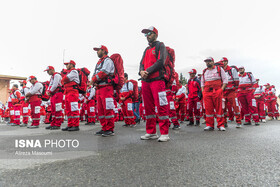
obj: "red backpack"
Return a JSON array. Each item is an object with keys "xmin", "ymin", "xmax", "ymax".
[
  {"xmin": 155, "ymin": 43, "xmax": 176, "ymax": 89},
  {"xmin": 76, "ymin": 67, "xmax": 91, "ymax": 94},
  {"xmin": 109, "ymin": 54, "xmax": 124, "ymax": 91},
  {"xmin": 41, "ymin": 81, "xmax": 50, "ymax": 101},
  {"xmin": 127, "ymin": 79, "xmax": 139, "ymax": 102}
]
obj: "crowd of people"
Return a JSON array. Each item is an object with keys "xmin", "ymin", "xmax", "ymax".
[{"xmin": 0, "ymin": 26, "xmax": 279, "ymax": 142}]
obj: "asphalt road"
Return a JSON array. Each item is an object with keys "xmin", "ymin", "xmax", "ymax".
[{"xmin": 0, "ymin": 119, "xmax": 280, "ymax": 186}]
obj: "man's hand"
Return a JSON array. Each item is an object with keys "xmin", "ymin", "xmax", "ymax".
[
  {"xmin": 140, "ymin": 71, "xmax": 149, "ymax": 79},
  {"xmin": 120, "ymin": 97, "xmax": 125, "ymax": 101}
]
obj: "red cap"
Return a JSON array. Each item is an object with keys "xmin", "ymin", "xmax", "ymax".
[
  {"xmin": 256, "ymin": 79, "xmax": 259, "ymax": 81},
  {"xmin": 44, "ymin": 66, "xmax": 55, "ymax": 72},
  {"xmin": 28, "ymin": 76, "xmax": 36, "ymax": 81},
  {"xmin": 64, "ymin": 60, "xmax": 76, "ymax": 66},
  {"xmin": 141, "ymin": 26, "xmax": 158, "ymax": 35},
  {"xmin": 188, "ymin": 69, "xmax": 197, "ymax": 74},
  {"xmin": 19, "ymin": 80, "xmax": 27, "ymax": 84},
  {"xmin": 93, "ymin": 45, "xmax": 108, "ymax": 53},
  {"xmin": 265, "ymin": 83, "xmax": 270, "ymax": 86},
  {"xmin": 204, "ymin": 57, "xmax": 214, "ymax": 62},
  {"xmin": 239, "ymin": 66, "xmax": 245, "ymax": 70},
  {"xmin": 220, "ymin": 57, "xmax": 228, "ymax": 62}
]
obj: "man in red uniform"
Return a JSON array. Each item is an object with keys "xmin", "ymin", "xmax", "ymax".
[
  {"xmin": 237, "ymin": 66, "xmax": 260, "ymax": 125},
  {"xmin": 61, "ymin": 60, "xmax": 80, "ymax": 131},
  {"xmin": 176, "ymin": 82, "xmax": 187, "ymax": 123},
  {"xmin": 85, "ymin": 83, "xmax": 96, "ymax": 125},
  {"xmin": 19, "ymin": 80, "xmax": 30, "ymax": 126},
  {"xmin": 44, "ymin": 66, "xmax": 64, "ymax": 130},
  {"xmin": 254, "ymin": 79, "xmax": 266, "ymax": 123},
  {"xmin": 220, "ymin": 57, "xmax": 242, "ymax": 128},
  {"xmin": 265, "ymin": 84, "xmax": 280, "ymax": 120},
  {"xmin": 139, "ymin": 26, "xmax": 170, "ymax": 142},
  {"xmin": 201, "ymin": 57, "xmax": 228, "ymax": 131},
  {"xmin": 25, "ymin": 76, "xmax": 43, "ymax": 128},
  {"xmin": 187, "ymin": 69, "xmax": 202, "ymax": 126},
  {"xmin": 91, "ymin": 45, "xmax": 115, "ymax": 137},
  {"xmin": 168, "ymin": 79, "xmax": 180, "ymax": 130},
  {"xmin": 120, "ymin": 73, "xmax": 136, "ymax": 127},
  {"xmin": 10, "ymin": 84, "xmax": 22, "ymax": 126}
]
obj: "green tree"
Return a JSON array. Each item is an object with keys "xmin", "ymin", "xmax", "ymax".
[{"xmin": 179, "ymin": 73, "xmax": 187, "ymax": 85}]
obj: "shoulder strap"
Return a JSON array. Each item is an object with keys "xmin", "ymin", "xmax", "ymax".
[{"xmin": 155, "ymin": 42, "xmax": 162, "ymax": 59}]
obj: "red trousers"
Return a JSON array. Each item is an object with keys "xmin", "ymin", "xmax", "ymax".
[
  {"xmin": 226, "ymin": 102, "xmax": 234, "ymax": 121},
  {"xmin": 266, "ymin": 100, "xmax": 279, "ymax": 118},
  {"xmin": 50, "ymin": 92, "xmax": 64, "ymax": 127},
  {"xmin": 238, "ymin": 92, "xmax": 259, "ymax": 123},
  {"xmin": 9, "ymin": 107, "xmax": 15, "ymax": 124},
  {"xmin": 13, "ymin": 105, "xmax": 21, "ymax": 125},
  {"xmin": 80, "ymin": 103, "xmax": 87, "ymax": 121},
  {"xmin": 188, "ymin": 97, "xmax": 201, "ymax": 123},
  {"xmin": 142, "ymin": 80, "xmax": 169, "ymax": 135},
  {"xmin": 65, "ymin": 91, "xmax": 80, "ymax": 127},
  {"xmin": 139, "ymin": 103, "xmax": 146, "ymax": 121},
  {"xmin": 30, "ymin": 100, "xmax": 42, "ymax": 126},
  {"xmin": 87, "ymin": 99, "xmax": 96, "ymax": 123},
  {"xmin": 167, "ymin": 92, "xmax": 179, "ymax": 126},
  {"xmin": 223, "ymin": 91, "xmax": 242, "ymax": 124},
  {"xmin": 176, "ymin": 102, "xmax": 186, "ymax": 121},
  {"xmin": 203, "ymin": 89, "xmax": 224, "ymax": 128},
  {"xmin": 96, "ymin": 85, "xmax": 115, "ymax": 131},
  {"xmin": 22, "ymin": 102, "xmax": 29, "ymax": 124},
  {"xmin": 256, "ymin": 99, "xmax": 266, "ymax": 119},
  {"xmin": 121, "ymin": 99, "xmax": 135, "ymax": 125}
]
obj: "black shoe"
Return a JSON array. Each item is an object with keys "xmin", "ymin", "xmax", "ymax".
[
  {"xmin": 180, "ymin": 121, "xmax": 184, "ymax": 124},
  {"xmin": 62, "ymin": 126, "xmax": 70, "ymax": 131},
  {"xmin": 224, "ymin": 123, "xmax": 228, "ymax": 128},
  {"xmin": 50, "ymin": 126, "xmax": 60, "ymax": 130},
  {"xmin": 135, "ymin": 119, "xmax": 140, "ymax": 124},
  {"xmin": 68, "ymin": 126, "xmax": 80, "ymax": 131},
  {"xmin": 45, "ymin": 125, "xmax": 52, "ymax": 130},
  {"xmin": 85, "ymin": 122, "xmax": 95, "ymax": 125},
  {"xmin": 95, "ymin": 130, "xmax": 104, "ymax": 136},
  {"xmin": 255, "ymin": 123, "xmax": 260, "ymax": 126},
  {"xmin": 172, "ymin": 125, "xmax": 180, "ymax": 130},
  {"xmin": 122, "ymin": 124, "xmax": 129, "ymax": 127},
  {"xmin": 187, "ymin": 122, "xmax": 194, "ymax": 126},
  {"xmin": 244, "ymin": 122, "xmax": 252, "ymax": 125},
  {"xmin": 195, "ymin": 120, "xmax": 200, "ymax": 126},
  {"xmin": 102, "ymin": 131, "xmax": 115, "ymax": 137}
]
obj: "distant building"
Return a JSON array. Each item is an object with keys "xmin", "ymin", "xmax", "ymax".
[{"xmin": 0, "ymin": 74, "xmax": 27, "ymax": 104}]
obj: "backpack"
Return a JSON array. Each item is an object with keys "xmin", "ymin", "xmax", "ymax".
[
  {"xmin": 76, "ymin": 68, "xmax": 91, "ymax": 94},
  {"xmin": 41, "ymin": 82, "xmax": 50, "ymax": 101},
  {"xmin": 155, "ymin": 42, "xmax": 176, "ymax": 88},
  {"xmin": 109, "ymin": 54, "xmax": 125, "ymax": 91},
  {"xmin": 127, "ymin": 79, "xmax": 139, "ymax": 102}
]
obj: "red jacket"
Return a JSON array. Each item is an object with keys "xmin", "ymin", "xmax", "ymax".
[{"xmin": 187, "ymin": 77, "xmax": 201, "ymax": 99}]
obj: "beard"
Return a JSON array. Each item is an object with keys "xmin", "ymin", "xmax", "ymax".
[
  {"xmin": 98, "ymin": 53, "xmax": 103, "ymax": 58},
  {"xmin": 207, "ymin": 64, "xmax": 213, "ymax": 68}
]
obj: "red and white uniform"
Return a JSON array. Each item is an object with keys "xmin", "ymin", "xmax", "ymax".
[
  {"xmin": 237, "ymin": 73, "xmax": 259, "ymax": 123},
  {"xmin": 139, "ymin": 41, "xmax": 169, "ymax": 135},
  {"xmin": 187, "ymin": 76, "xmax": 202, "ymax": 123},
  {"xmin": 223, "ymin": 66, "xmax": 242, "ymax": 124},
  {"xmin": 47, "ymin": 72, "xmax": 63, "ymax": 127},
  {"xmin": 61, "ymin": 68, "xmax": 80, "ymax": 127},
  {"xmin": 167, "ymin": 80, "xmax": 179, "ymax": 126},
  {"xmin": 254, "ymin": 85, "xmax": 266, "ymax": 120},
  {"xmin": 28, "ymin": 82, "xmax": 43, "ymax": 126},
  {"xmin": 92, "ymin": 56, "xmax": 115, "ymax": 132},
  {"xmin": 176, "ymin": 85, "xmax": 187, "ymax": 121},
  {"xmin": 265, "ymin": 86, "xmax": 279, "ymax": 118},
  {"xmin": 20, "ymin": 86, "xmax": 30, "ymax": 124},
  {"xmin": 120, "ymin": 81, "xmax": 136, "ymax": 125},
  {"xmin": 201, "ymin": 66, "xmax": 228, "ymax": 128},
  {"xmin": 11, "ymin": 89, "xmax": 22, "ymax": 125},
  {"xmin": 86, "ymin": 87, "xmax": 96, "ymax": 123}
]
